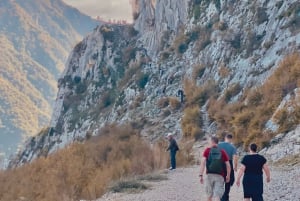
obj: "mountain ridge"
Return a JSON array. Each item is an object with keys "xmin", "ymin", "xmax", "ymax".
[{"xmin": 0, "ymin": 0, "xmax": 99, "ymax": 159}]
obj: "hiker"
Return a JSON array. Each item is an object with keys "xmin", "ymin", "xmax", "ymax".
[
  {"xmin": 236, "ymin": 143, "xmax": 271, "ymax": 201},
  {"xmin": 218, "ymin": 133, "xmax": 238, "ymax": 201},
  {"xmin": 166, "ymin": 133, "xmax": 179, "ymax": 170},
  {"xmin": 199, "ymin": 136, "xmax": 231, "ymax": 201},
  {"xmin": 177, "ymin": 89, "xmax": 185, "ymax": 103}
]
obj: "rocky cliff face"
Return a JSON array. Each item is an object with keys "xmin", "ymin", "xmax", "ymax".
[{"xmin": 12, "ymin": 0, "xmax": 300, "ymax": 166}]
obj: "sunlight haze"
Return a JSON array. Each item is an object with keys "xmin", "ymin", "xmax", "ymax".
[{"xmin": 63, "ymin": 0, "xmax": 133, "ymax": 22}]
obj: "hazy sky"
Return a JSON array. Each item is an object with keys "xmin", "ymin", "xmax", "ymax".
[{"xmin": 63, "ymin": 0, "xmax": 133, "ymax": 21}]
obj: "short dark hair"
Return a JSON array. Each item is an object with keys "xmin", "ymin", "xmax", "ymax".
[
  {"xmin": 225, "ymin": 134, "xmax": 233, "ymax": 139},
  {"xmin": 211, "ymin": 136, "xmax": 219, "ymax": 144},
  {"xmin": 249, "ymin": 143, "xmax": 257, "ymax": 152}
]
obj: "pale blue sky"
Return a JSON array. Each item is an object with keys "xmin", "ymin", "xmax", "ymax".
[{"xmin": 63, "ymin": 0, "xmax": 133, "ymax": 21}]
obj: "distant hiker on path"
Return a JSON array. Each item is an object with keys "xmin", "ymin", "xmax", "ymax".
[
  {"xmin": 166, "ymin": 133, "xmax": 179, "ymax": 170},
  {"xmin": 199, "ymin": 136, "xmax": 231, "ymax": 201},
  {"xmin": 218, "ymin": 133, "xmax": 238, "ymax": 201},
  {"xmin": 177, "ymin": 89, "xmax": 185, "ymax": 103},
  {"xmin": 236, "ymin": 143, "xmax": 271, "ymax": 201}
]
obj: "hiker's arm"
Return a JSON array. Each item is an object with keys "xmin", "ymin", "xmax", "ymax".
[
  {"xmin": 199, "ymin": 157, "xmax": 206, "ymax": 184},
  {"xmin": 233, "ymin": 154, "xmax": 238, "ymax": 171},
  {"xmin": 236, "ymin": 164, "xmax": 245, "ymax": 187},
  {"xmin": 225, "ymin": 161, "xmax": 231, "ymax": 183},
  {"xmin": 263, "ymin": 163, "xmax": 271, "ymax": 183}
]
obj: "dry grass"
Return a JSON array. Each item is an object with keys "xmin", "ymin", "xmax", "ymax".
[
  {"xmin": 218, "ymin": 64, "xmax": 230, "ymax": 78},
  {"xmin": 183, "ymin": 78, "xmax": 218, "ymax": 107},
  {"xmin": 273, "ymin": 154, "xmax": 300, "ymax": 166},
  {"xmin": 181, "ymin": 106, "xmax": 203, "ymax": 139},
  {"xmin": 0, "ymin": 124, "xmax": 169, "ymax": 201},
  {"xmin": 192, "ymin": 64, "xmax": 206, "ymax": 80},
  {"xmin": 157, "ymin": 97, "xmax": 169, "ymax": 108},
  {"xmin": 169, "ymin": 97, "xmax": 182, "ymax": 110}
]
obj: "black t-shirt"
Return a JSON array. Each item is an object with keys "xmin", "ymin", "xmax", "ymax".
[{"xmin": 241, "ymin": 154, "xmax": 266, "ymax": 175}]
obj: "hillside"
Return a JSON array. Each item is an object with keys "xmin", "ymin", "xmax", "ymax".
[
  {"xmin": 12, "ymin": 0, "xmax": 300, "ymax": 166},
  {"xmin": 0, "ymin": 0, "xmax": 98, "ymax": 159}
]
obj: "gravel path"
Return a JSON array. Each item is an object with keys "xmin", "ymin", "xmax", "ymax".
[
  {"xmin": 97, "ymin": 166, "xmax": 243, "ymax": 201},
  {"xmin": 96, "ymin": 164, "xmax": 300, "ymax": 201}
]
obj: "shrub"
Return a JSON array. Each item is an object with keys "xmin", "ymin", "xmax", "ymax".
[
  {"xmin": 160, "ymin": 30, "xmax": 172, "ymax": 50},
  {"xmin": 230, "ymin": 33, "xmax": 241, "ymax": 49},
  {"xmin": 273, "ymin": 103, "xmax": 300, "ymax": 133},
  {"xmin": 119, "ymin": 61, "xmax": 140, "ymax": 88},
  {"xmin": 169, "ymin": 97, "xmax": 181, "ymax": 110},
  {"xmin": 173, "ymin": 33, "xmax": 189, "ymax": 55},
  {"xmin": 246, "ymin": 89, "xmax": 263, "ymax": 107},
  {"xmin": 218, "ymin": 64, "xmax": 230, "ymax": 78},
  {"xmin": 73, "ymin": 76, "xmax": 81, "ymax": 84},
  {"xmin": 162, "ymin": 109, "xmax": 171, "ymax": 117},
  {"xmin": 181, "ymin": 106, "xmax": 202, "ymax": 139},
  {"xmin": 263, "ymin": 40, "xmax": 274, "ymax": 49},
  {"xmin": 194, "ymin": 26, "xmax": 212, "ymax": 52},
  {"xmin": 100, "ymin": 26, "xmax": 114, "ymax": 41},
  {"xmin": 160, "ymin": 51, "xmax": 171, "ymax": 60},
  {"xmin": 157, "ymin": 97, "xmax": 169, "ymax": 108},
  {"xmin": 136, "ymin": 72, "xmax": 149, "ymax": 89},
  {"xmin": 176, "ymin": 140, "xmax": 196, "ymax": 166},
  {"xmin": 109, "ymin": 179, "xmax": 148, "ymax": 193},
  {"xmin": 75, "ymin": 81, "xmax": 87, "ymax": 94},
  {"xmin": 256, "ymin": 7, "xmax": 268, "ymax": 24},
  {"xmin": 192, "ymin": 64, "xmax": 206, "ymax": 80},
  {"xmin": 122, "ymin": 46, "xmax": 137, "ymax": 64},
  {"xmin": 186, "ymin": 26, "xmax": 201, "ymax": 42},
  {"xmin": 213, "ymin": 21, "xmax": 228, "ymax": 31},
  {"xmin": 184, "ymin": 79, "xmax": 218, "ymax": 107},
  {"xmin": 178, "ymin": 43, "xmax": 188, "ymax": 54},
  {"xmin": 224, "ymin": 83, "xmax": 241, "ymax": 102},
  {"xmin": 101, "ymin": 90, "xmax": 115, "ymax": 108}
]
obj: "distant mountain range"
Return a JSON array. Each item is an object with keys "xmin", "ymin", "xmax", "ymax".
[{"xmin": 0, "ymin": 0, "xmax": 99, "ymax": 159}]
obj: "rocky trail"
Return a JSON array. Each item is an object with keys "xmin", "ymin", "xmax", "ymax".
[{"xmin": 96, "ymin": 164, "xmax": 300, "ymax": 201}]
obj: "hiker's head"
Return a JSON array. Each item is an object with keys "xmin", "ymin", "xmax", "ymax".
[
  {"xmin": 167, "ymin": 133, "xmax": 173, "ymax": 139},
  {"xmin": 210, "ymin": 136, "xmax": 219, "ymax": 146},
  {"xmin": 249, "ymin": 143, "xmax": 258, "ymax": 152},
  {"xmin": 225, "ymin": 133, "xmax": 233, "ymax": 142}
]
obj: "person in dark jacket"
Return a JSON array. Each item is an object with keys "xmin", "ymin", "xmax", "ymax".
[{"xmin": 166, "ymin": 133, "xmax": 179, "ymax": 170}]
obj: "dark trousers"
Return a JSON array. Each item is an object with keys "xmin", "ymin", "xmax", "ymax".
[
  {"xmin": 170, "ymin": 150, "xmax": 177, "ymax": 169},
  {"xmin": 221, "ymin": 160, "xmax": 235, "ymax": 201}
]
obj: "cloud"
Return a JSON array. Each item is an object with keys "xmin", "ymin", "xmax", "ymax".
[{"xmin": 63, "ymin": 0, "xmax": 133, "ymax": 21}]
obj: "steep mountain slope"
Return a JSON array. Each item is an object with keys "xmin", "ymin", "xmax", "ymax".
[
  {"xmin": 0, "ymin": 0, "xmax": 98, "ymax": 159},
  {"xmin": 13, "ymin": 0, "xmax": 300, "ymax": 166}
]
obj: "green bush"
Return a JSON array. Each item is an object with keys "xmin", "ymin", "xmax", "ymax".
[{"xmin": 136, "ymin": 73, "xmax": 149, "ymax": 89}]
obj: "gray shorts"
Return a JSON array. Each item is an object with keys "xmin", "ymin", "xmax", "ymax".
[{"xmin": 205, "ymin": 174, "xmax": 225, "ymax": 198}]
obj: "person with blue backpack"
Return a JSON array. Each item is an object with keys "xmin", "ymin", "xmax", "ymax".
[{"xmin": 199, "ymin": 136, "xmax": 231, "ymax": 201}]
